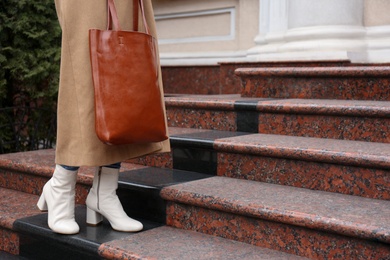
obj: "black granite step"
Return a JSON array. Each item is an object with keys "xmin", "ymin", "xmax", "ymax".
[
  {"xmin": 14, "ymin": 205, "xmax": 161, "ymax": 260},
  {"xmin": 117, "ymin": 167, "xmax": 212, "ymax": 223},
  {"xmin": 0, "ymin": 251, "xmax": 28, "ymax": 260},
  {"xmin": 12, "ymin": 166, "xmax": 211, "ymax": 258}
]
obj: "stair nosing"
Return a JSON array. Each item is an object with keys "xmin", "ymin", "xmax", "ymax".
[
  {"xmin": 161, "ymin": 176, "xmax": 390, "ymax": 244},
  {"xmin": 235, "ymin": 66, "xmax": 390, "ymax": 77},
  {"xmin": 169, "ymin": 128, "xmax": 390, "ymax": 169},
  {"xmin": 166, "ymin": 95, "xmax": 390, "ymax": 117}
]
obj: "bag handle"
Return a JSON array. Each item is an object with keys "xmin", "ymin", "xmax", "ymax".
[{"xmin": 107, "ymin": 0, "xmax": 150, "ymax": 34}]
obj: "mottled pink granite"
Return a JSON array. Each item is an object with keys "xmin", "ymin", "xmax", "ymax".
[
  {"xmin": 166, "ymin": 95, "xmax": 238, "ymax": 131},
  {"xmin": 98, "ymin": 226, "xmax": 306, "ymax": 260},
  {"xmin": 0, "ymin": 228, "xmax": 19, "ymax": 255},
  {"xmin": 161, "ymin": 177, "xmax": 390, "ymax": 259},
  {"xmin": 219, "ymin": 60, "xmax": 354, "ymax": 94},
  {"xmin": 214, "ymin": 133, "xmax": 390, "ymax": 169},
  {"xmin": 218, "ymin": 152, "xmax": 390, "ymax": 200},
  {"xmin": 165, "ymin": 94, "xmax": 390, "ymax": 142},
  {"xmin": 166, "ymin": 203, "xmax": 390, "ymax": 260},
  {"xmin": 0, "ymin": 188, "xmax": 44, "ymax": 255},
  {"xmin": 256, "ymin": 99, "xmax": 390, "ymax": 142},
  {"xmin": 0, "ymin": 150, "xmax": 154, "ymax": 203},
  {"xmin": 214, "ymin": 134, "xmax": 390, "ymax": 199},
  {"xmin": 236, "ymin": 66, "xmax": 390, "ymax": 100},
  {"xmin": 162, "ymin": 66, "xmax": 221, "ymax": 95}
]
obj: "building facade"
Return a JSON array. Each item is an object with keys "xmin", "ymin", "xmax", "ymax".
[{"xmin": 152, "ymin": 0, "xmax": 390, "ymax": 65}]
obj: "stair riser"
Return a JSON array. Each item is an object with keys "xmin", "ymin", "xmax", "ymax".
[
  {"xmin": 167, "ymin": 108, "xmax": 238, "ymax": 131},
  {"xmin": 166, "ymin": 202, "xmax": 390, "ymax": 260},
  {"xmin": 239, "ymin": 76, "xmax": 390, "ymax": 100},
  {"xmin": 0, "ymin": 229, "xmax": 19, "ymax": 255},
  {"xmin": 259, "ymin": 113, "xmax": 390, "ymax": 143},
  {"xmin": 218, "ymin": 153, "xmax": 390, "ymax": 200},
  {"xmin": 162, "ymin": 61, "xmax": 355, "ymax": 95},
  {"xmin": 126, "ymin": 152, "xmax": 173, "ymax": 169},
  {"xmin": 166, "ymin": 108, "xmax": 390, "ymax": 143},
  {"xmin": 0, "ymin": 170, "xmax": 90, "ymax": 204},
  {"xmin": 162, "ymin": 66, "xmax": 222, "ymax": 95},
  {"xmin": 130, "ymin": 148, "xmax": 390, "ymax": 200}
]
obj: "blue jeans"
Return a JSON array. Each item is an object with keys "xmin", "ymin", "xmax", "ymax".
[{"xmin": 60, "ymin": 162, "xmax": 121, "ymax": 171}]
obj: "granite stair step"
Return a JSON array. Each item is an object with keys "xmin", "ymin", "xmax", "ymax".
[
  {"xmin": 0, "ymin": 149, "xmax": 211, "ymax": 223},
  {"xmin": 161, "ymin": 176, "xmax": 390, "ymax": 259},
  {"xmin": 98, "ymin": 226, "xmax": 307, "ymax": 260},
  {"xmin": 3, "ymin": 129, "xmax": 369, "ymax": 202},
  {"xmin": 14, "ymin": 205, "xmax": 162, "ymax": 259},
  {"xmin": 235, "ymin": 66, "xmax": 390, "ymax": 100},
  {"xmin": 213, "ymin": 132, "xmax": 390, "ymax": 200},
  {"xmin": 0, "ymin": 187, "xmax": 305, "ymax": 259},
  {"xmin": 162, "ymin": 60, "xmax": 359, "ymax": 95},
  {"xmin": 133, "ymin": 127, "xmax": 390, "ymax": 200},
  {"xmin": 165, "ymin": 94, "xmax": 390, "ymax": 142},
  {"xmin": 0, "ymin": 188, "xmax": 42, "ymax": 255}
]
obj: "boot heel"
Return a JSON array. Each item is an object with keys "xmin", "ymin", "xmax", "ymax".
[
  {"xmin": 86, "ymin": 207, "xmax": 103, "ymax": 226},
  {"xmin": 37, "ymin": 194, "xmax": 48, "ymax": 211}
]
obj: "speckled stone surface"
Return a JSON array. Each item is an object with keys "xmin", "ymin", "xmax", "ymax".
[
  {"xmin": 214, "ymin": 134, "xmax": 390, "ymax": 199},
  {"xmin": 256, "ymin": 99, "xmax": 390, "ymax": 143},
  {"xmin": 162, "ymin": 66, "xmax": 221, "ymax": 94},
  {"xmin": 161, "ymin": 177, "xmax": 390, "ymax": 259},
  {"xmin": 0, "ymin": 189, "xmax": 42, "ymax": 230},
  {"xmin": 126, "ymin": 152, "xmax": 173, "ymax": 168},
  {"xmin": 0, "ymin": 188, "xmax": 43, "ymax": 255},
  {"xmin": 166, "ymin": 95, "xmax": 238, "ymax": 131},
  {"xmin": 219, "ymin": 61, "xmax": 354, "ymax": 94},
  {"xmin": 0, "ymin": 228, "xmax": 19, "ymax": 255},
  {"xmin": 218, "ymin": 152, "xmax": 390, "ymax": 200},
  {"xmin": 166, "ymin": 203, "xmax": 390, "ymax": 260},
  {"xmin": 165, "ymin": 94, "xmax": 390, "ymax": 142},
  {"xmin": 214, "ymin": 133, "xmax": 390, "ymax": 169},
  {"xmin": 98, "ymin": 226, "xmax": 306, "ymax": 260},
  {"xmin": 236, "ymin": 66, "xmax": 390, "ymax": 100},
  {"xmin": 0, "ymin": 150, "xmax": 166, "ymax": 203}
]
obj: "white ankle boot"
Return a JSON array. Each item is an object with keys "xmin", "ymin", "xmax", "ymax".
[
  {"xmin": 37, "ymin": 165, "xmax": 79, "ymax": 234},
  {"xmin": 86, "ymin": 166, "xmax": 143, "ymax": 232}
]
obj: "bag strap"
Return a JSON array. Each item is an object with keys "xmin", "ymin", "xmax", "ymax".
[
  {"xmin": 107, "ymin": 0, "xmax": 121, "ymax": 30},
  {"xmin": 107, "ymin": 0, "xmax": 150, "ymax": 34},
  {"xmin": 133, "ymin": 0, "xmax": 138, "ymax": 31}
]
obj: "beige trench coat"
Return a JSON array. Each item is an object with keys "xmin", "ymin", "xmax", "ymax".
[{"xmin": 54, "ymin": 0, "xmax": 170, "ymax": 166}]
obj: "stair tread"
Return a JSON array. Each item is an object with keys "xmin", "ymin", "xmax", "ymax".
[
  {"xmin": 0, "ymin": 186, "xmax": 303, "ymax": 259},
  {"xmin": 14, "ymin": 205, "xmax": 162, "ymax": 259},
  {"xmin": 0, "ymin": 149, "xmax": 196, "ymax": 187},
  {"xmin": 166, "ymin": 94, "xmax": 390, "ymax": 117},
  {"xmin": 169, "ymin": 126, "xmax": 390, "ymax": 168},
  {"xmin": 2, "ymin": 131, "xmax": 389, "ymax": 173},
  {"xmin": 0, "ymin": 187, "xmax": 42, "ymax": 230},
  {"xmin": 161, "ymin": 176, "xmax": 390, "ymax": 243},
  {"xmin": 213, "ymin": 132, "xmax": 390, "ymax": 168},
  {"xmin": 119, "ymin": 167, "xmax": 211, "ymax": 190},
  {"xmin": 235, "ymin": 66, "xmax": 390, "ymax": 77},
  {"xmin": 99, "ymin": 226, "xmax": 307, "ymax": 260}
]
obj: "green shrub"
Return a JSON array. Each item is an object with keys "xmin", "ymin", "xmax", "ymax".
[{"xmin": 0, "ymin": 0, "xmax": 61, "ymax": 153}]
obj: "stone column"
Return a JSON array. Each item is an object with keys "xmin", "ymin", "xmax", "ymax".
[
  {"xmin": 355, "ymin": 0, "xmax": 390, "ymax": 63},
  {"xmin": 248, "ymin": 0, "xmax": 368, "ymax": 62}
]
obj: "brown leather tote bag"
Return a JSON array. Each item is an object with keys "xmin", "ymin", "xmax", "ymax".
[{"xmin": 89, "ymin": 0, "xmax": 168, "ymax": 145}]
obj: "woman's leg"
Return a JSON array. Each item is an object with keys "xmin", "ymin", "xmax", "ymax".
[
  {"xmin": 85, "ymin": 163, "xmax": 143, "ymax": 232},
  {"xmin": 37, "ymin": 165, "xmax": 80, "ymax": 234}
]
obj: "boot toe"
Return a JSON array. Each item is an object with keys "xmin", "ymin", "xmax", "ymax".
[
  {"xmin": 112, "ymin": 218, "xmax": 143, "ymax": 232},
  {"xmin": 50, "ymin": 220, "xmax": 80, "ymax": 234}
]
